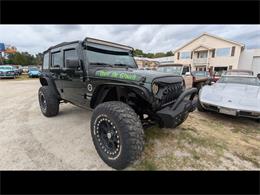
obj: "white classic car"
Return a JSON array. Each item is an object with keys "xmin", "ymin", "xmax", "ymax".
[{"xmin": 198, "ymin": 75, "xmax": 260, "ymax": 121}]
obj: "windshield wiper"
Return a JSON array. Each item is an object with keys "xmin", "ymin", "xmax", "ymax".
[{"xmin": 90, "ymin": 62, "xmax": 114, "ymax": 67}]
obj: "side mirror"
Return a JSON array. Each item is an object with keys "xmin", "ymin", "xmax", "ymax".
[
  {"xmin": 66, "ymin": 59, "xmax": 80, "ymax": 69},
  {"xmin": 257, "ymin": 73, "xmax": 260, "ymax": 80},
  {"xmin": 185, "ymin": 72, "xmax": 191, "ymax": 76}
]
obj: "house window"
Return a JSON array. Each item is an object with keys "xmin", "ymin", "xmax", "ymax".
[
  {"xmin": 212, "ymin": 49, "xmax": 215, "ymax": 58},
  {"xmin": 231, "ymin": 46, "xmax": 236, "ymax": 56},
  {"xmin": 180, "ymin": 51, "xmax": 191, "ymax": 59},
  {"xmin": 198, "ymin": 51, "xmax": 208, "ymax": 58},
  {"xmin": 216, "ymin": 48, "xmax": 231, "ymax": 57}
]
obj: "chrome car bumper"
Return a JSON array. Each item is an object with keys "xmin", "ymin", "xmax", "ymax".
[{"xmin": 200, "ymin": 102, "xmax": 260, "ymax": 119}]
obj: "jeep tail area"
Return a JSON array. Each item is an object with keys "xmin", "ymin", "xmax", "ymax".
[{"xmin": 38, "ymin": 37, "xmax": 197, "ymax": 170}]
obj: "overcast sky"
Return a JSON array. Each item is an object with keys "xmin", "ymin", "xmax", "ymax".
[{"xmin": 0, "ymin": 25, "xmax": 259, "ymax": 55}]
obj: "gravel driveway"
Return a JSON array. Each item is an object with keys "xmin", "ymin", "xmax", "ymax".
[
  {"xmin": 0, "ymin": 79, "xmax": 259, "ymax": 170},
  {"xmin": 0, "ymin": 79, "xmax": 112, "ymax": 170}
]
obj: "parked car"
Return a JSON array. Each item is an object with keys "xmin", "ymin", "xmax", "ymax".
[
  {"xmin": 28, "ymin": 67, "xmax": 41, "ymax": 78},
  {"xmin": 211, "ymin": 71, "xmax": 221, "ymax": 82},
  {"xmin": 0, "ymin": 65, "xmax": 16, "ymax": 79},
  {"xmin": 223, "ymin": 69, "xmax": 254, "ymax": 76},
  {"xmin": 191, "ymin": 71, "xmax": 212, "ymax": 90},
  {"xmin": 198, "ymin": 75, "xmax": 260, "ymax": 121},
  {"xmin": 13, "ymin": 68, "xmax": 20, "ymax": 76},
  {"xmin": 157, "ymin": 64, "xmax": 193, "ymax": 89},
  {"xmin": 157, "ymin": 64, "xmax": 209, "ymax": 91}
]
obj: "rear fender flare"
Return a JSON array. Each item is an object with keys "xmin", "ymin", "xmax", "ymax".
[{"xmin": 39, "ymin": 76, "xmax": 60, "ymax": 99}]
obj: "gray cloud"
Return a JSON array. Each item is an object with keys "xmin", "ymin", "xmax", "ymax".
[{"xmin": 0, "ymin": 25, "xmax": 259, "ymax": 55}]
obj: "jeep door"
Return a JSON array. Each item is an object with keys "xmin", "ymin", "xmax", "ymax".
[
  {"xmin": 182, "ymin": 65, "xmax": 193, "ymax": 88},
  {"xmin": 61, "ymin": 48, "xmax": 88, "ymax": 106},
  {"xmin": 50, "ymin": 50, "xmax": 63, "ymax": 94}
]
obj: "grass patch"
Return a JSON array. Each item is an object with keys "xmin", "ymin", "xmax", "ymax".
[
  {"xmin": 235, "ymin": 152, "xmax": 260, "ymax": 168},
  {"xmin": 0, "ymin": 74, "xmax": 39, "ymax": 81},
  {"xmin": 134, "ymin": 159, "xmax": 158, "ymax": 170},
  {"xmin": 177, "ymin": 130, "xmax": 226, "ymax": 152},
  {"xmin": 144, "ymin": 125, "xmax": 170, "ymax": 140}
]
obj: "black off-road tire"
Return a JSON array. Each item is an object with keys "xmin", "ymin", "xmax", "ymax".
[
  {"xmin": 197, "ymin": 99, "xmax": 206, "ymax": 112},
  {"xmin": 38, "ymin": 86, "xmax": 59, "ymax": 117},
  {"xmin": 91, "ymin": 101, "xmax": 144, "ymax": 170}
]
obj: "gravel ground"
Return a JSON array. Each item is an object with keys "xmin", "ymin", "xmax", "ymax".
[
  {"xmin": 0, "ymin": 79, "xmax": 259, "ymax": 170},
  {"xmin": 0, "ymin": 79, "xmax": 111, "ymax": 170}
]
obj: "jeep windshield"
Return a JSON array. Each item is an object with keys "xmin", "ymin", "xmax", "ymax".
[
  {"xmin": 157, "ymin": 66, "xmax": 182, "ymax": 76},
  {"xmin": 85, "ymin": 46, "xmax": 137, "ymax": 68}
]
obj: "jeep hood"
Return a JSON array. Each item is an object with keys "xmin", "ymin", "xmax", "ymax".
[{"xmin": 95, "ymin": 69, "xmax": 181, "ymax": 83}]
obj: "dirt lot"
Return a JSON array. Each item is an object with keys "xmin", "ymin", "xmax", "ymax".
[{"xmin": 0, "ymin": 79, "xmax": 259, "ymax": 170}]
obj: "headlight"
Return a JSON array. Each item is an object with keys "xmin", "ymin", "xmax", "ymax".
[{"xmin": 152, "ymin": 83, "xmax": 159, "ymax": 95}]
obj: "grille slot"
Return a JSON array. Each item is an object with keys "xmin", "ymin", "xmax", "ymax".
[{"xmin": 160, "ymin": 82, "xmax": 183, "ymax": 105}]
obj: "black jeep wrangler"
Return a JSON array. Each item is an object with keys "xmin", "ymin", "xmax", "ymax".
[{"xmin": 38, "ymin": 37, "xmax": 197, "ymax": 169}]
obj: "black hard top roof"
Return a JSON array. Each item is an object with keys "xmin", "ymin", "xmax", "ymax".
[{"xmin": 43, "ymin": 37, "xmax": 133, "ymax": 53}]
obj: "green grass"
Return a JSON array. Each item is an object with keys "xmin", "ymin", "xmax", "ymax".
[
  {"xmin": 234, "ymin": 152, "xmax": 260, "ymax": 168},
  {"xmin": 0, "ymin": 74, "xmax": 39, "ymax": 81},
  {"xmin": 135, "ymin": 160, "xmax": 158, "ymax": 170}
]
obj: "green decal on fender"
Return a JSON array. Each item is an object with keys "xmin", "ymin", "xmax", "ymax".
[{"xmin": 95, "ymin": 70, "xmax": 139, "ymax": 81}]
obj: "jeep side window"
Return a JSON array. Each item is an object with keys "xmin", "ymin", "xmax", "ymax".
[
  {"xmin": 43, "ymin": 53, "xmax": 49, "ymax": 69},
  {"xmin": 64, "ymin": 49, "xmax": 78, "ymax": 67},
  {"xmin": 182, "ymin": 66, "xmax": 189, "ymax": 75},
  {"xmin": 51, "ymin": 52, "xmax": 62, "ymax": 67}
]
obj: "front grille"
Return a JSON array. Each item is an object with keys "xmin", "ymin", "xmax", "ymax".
[{"xmin": 160, "ymin": 82, "xmax": 183, "ymax": 105}]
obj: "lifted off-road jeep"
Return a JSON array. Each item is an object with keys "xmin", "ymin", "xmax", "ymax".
[{"xmin": 38, "ymin": 37, "xmax": 197, "ymax": 169}]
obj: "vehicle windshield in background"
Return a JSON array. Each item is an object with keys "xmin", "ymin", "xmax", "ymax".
[
  {"xmin": 85, "ymin": 46, "xmax": 137, "ymax": 68},
  {"xmin": 224, "ymin": 71, "xmax": 253, "ymax": 76},
  {"xmin": 218, "ymin": 76, "xmax": 260, "ymax": 86},
  {"xmin": 29, "ymin": 68, "xmax": 38, "ymax": 71},
  {"xmin": 0, "ymin": 66, "xmax": 12, "ymax": 70},
  {"xmin": 157, "ymin": 66, "xmax": 182, "ymax": 76},
  {"xmin": 192, "ymin": 71, "xmax": 209, "ymax": 77}
]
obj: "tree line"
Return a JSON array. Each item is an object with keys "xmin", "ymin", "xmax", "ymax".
[
  {"xmin": 0, "ymin": 48, "xmax": 174, "ymax": 66},
  {"xmin": 133, "ymin": 49, "xmax": 174, "ymax": 58},
  {"xmin": 0, "ymin": 52, "xmax": 43, "ymax": 66}
]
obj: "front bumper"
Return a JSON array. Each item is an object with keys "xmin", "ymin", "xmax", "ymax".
[
  {"xmin": 156, "ymin": 88, "xmax": 198, "ymax": 128},
  {"xmin": 29, "ymin": 74, "xmax": 40, "ymax": 77},
  {"xmin": 200, "ymin": 102, "xmax": 260, "ymax": 119},
  {"xmin": 0, "ymin": 74, "xmax": 15, "ymax": 78}
]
